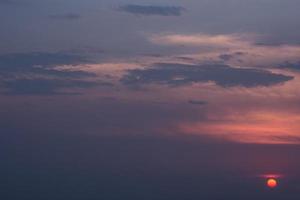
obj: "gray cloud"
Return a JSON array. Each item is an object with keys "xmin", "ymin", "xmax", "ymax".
[
  {"xmin": 118, "ymin": 4, "xmax": 185, "ymax": 16},
  {"xmin": 188, "ymin": 100, "xmax": 207, "ymax": 106},
  {"xmin": 1, "ymin": 79, "xmax": 102, "ymax": 95},
  {"xmin": 0, "ymin": 52, "xmax": 87, "ymax": 69},
  {"xmin": 49, "ymin": 13, "xmax": 81, "ymax": 20},
  {"xmin": 219, "ymin": 54, "xmax": 234, "ymax": 61},
  {"xmin": 121, "ymin": 63, "xmax": 293, "ymax": 88},
  {"xmin": 219, "ymin": 52, "xmax": 246, "ymax": 62},
  {"xmin": 279, "ymin": 61, "xmax": 300, "ymax": 71},
  {"xmin": 0, "ymin": 52, "xmax": 108, "ymax": 95},
  {"xmin": 272, "ymin": 135, "xmax": 300, "ymax": 143}
]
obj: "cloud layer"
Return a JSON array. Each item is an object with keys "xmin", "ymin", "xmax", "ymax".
[
  {"xmin": 118, "ymin": 5, "xmax": 185, "ymax": 16},
  {"xmin": 121, "ymin": 63, "xmax": 293, "ymax": 88},
  {"xmin": 49, "ymin": 13, "xmax": 81, "ymax": 20},
  {"xmin": 0, "ymin": 52, "xmax": 106, "ymax": 95}
]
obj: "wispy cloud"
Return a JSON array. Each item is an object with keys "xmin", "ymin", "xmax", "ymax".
[
  {"xmin": 150, "ymin": 33, "xmax": 253, "ymax": 48},
  {"xmin": 121, "ymin": 63, "xmax": 293, "ymax": 88},
  {"xmin": 188, "ymin": 100, "xmax": 207, "ymax": 106},
  {"xmin": 0, "ymin": 52, "xmax": 110, "ymax": 95},
  {"xmin": 48, "ymin": 13, "xmax": 81, "ymax": 20},
  {"xmin": 279, "ymin": 61, "xmax": 300, "ymax": 71},
  {"xmin": 118, "ymin": 4, "xmax": 185, "ymax": 16},
  {"xmin": 148, "ymin": 33, "xmax": 300, "ymax": 68},
  {"xmin": 1, "ymin": 79, "xmax": 101, "ymax": 95}
]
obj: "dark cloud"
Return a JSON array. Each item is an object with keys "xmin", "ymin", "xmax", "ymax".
[
  {"xmin": 0, "ymin": 52, "xmax": 107, "ymax": 95},
  {"xmin": 0, "ymin": 52, "xmax": 87, "ymax": 68},
  {"xmin": 219, "ymin": 52, "xmax": 246, "ymax": 61},
  {"xmin": 188, "ymin": 100, "xmax": 207, "ymax": 105},
  {"xmin": 176, "ymin": 56, "xmax": 197, "ymax": 62},
  {"xmin": 219, "ymin": 54, "xmax": 234, "ymax": 61},
  {"xmin": 279, "ymin": 61, "xmax": 300, "ymax": 71},
  {"xmin": 272, "ymin": 135, "xmax": 300, "ymax": 143},
  {"xmin": 1, "ymin": 79, "xmax": 107, "ymax": 95},
  {"xmin": 121, "ymin": 63, "xmax": 293, "ymax": 88},
  {"xmin": 118, "ymin": 4, "xmax": 185, "ymax": 16},
  {"xmin": 49, "ymin": 13, "xmax": 81, "ymax": 20}
]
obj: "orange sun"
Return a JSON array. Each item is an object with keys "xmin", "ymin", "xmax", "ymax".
[{"xmin": 267, "ymin": 178, "xmax": 278, "ymax": 188}]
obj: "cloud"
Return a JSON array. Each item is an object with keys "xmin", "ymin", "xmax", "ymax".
[
  {"xmin": 1, "ymin": 79, "xmax": 102, "ymax": 95},
  {"xmin": 49, "ymin": 13, "xmax": 81, "ymax": 20},
  {"xmin": 279, "ymin": 61, "xmax": 300, "ymax": 70},
  {"xmin": 188, "ymin": 100, "xmax": 207, "ymax": 105},
  {"xmin": 272, "ymin": 135, "xmax": 300, "ymax": 143},
  {"xmin": 121, "ymin": 63, "xmax": 293, "ymax": 88},
  {"xmin": 219, "ymin": 52, "xmax": 246, "ymax": 62},
  {"xmin": 0, "ymin": 52, "xmax": 87, "ymax": 68},
  {"xmin": 118, "ymin": 4, "xmax": 185, "ymax": 16},
  {"xmin": 219, "ymin": 54, "xmax": 234, "ymax": 61},
  {"xmin": 148, "ymin": 33, "xmax": 300, "ymax": 68},
  {"xmin": 0, "ymin": 52, "xmax": 108, "ymax": 95},
  {"xmin": 150, "ymin": 33, "xmax": 252, "ymax": 47}
]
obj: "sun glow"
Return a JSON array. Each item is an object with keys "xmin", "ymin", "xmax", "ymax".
[{"xmin": 267, "ymin": 178, "xmax": 278, "ymax": 188}]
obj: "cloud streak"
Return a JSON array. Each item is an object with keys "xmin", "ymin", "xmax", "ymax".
[
  {"xmin": 150, "ymin": 33, "xmax": 252, "ymax": 47},
  {"xmin": 148, "ymin": 33, "xmax": 300, "ymax": 69},
  {"xmin": 1, "ymin": 79, "xmax": 102, "ymax": 95},
  {"xmin": 48, "ymin": 13, "xmax": 81, "ymax": 20},
  {"xmin": 0, "ymin": 52, "xmax": 108, "ymax": 95},
  {"xmin": 279, "ymin": 61, "xmax": 300, "ymax": 71},
  {"xmin": 118, "ymin": 5, "xmax": 185, "ymax": 16},
  {"xmin": 121, "ymin": 63, "xmax": 293, "ymax": 88},
  {"xmin": 188, "ymin": 100, "xmax": 207, "ymax": 105}
]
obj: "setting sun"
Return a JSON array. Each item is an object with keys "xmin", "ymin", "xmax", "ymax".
[{"xmin": 267, "ymin": 178, "xmax": 278, "ymax": 188}]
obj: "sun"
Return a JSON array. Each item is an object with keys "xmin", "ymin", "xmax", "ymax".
[{"xmin": 267, "ymin": 178, "xmax": 278, "ymax": 188}]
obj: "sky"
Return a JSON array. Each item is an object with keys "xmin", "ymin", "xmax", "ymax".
[{"xmin": 1, "ymin": 0, "xmax": 300, "ymax": 199}]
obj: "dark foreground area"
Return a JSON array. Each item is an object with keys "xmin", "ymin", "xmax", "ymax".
[{"xmin": 1, "ymin": 132, "xmax": 300, "ymax": 200}]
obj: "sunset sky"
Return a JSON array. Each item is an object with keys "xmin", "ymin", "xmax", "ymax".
[{"xmin": 1, "ymin": 0, "xmax": 300, "ymax": 199}]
